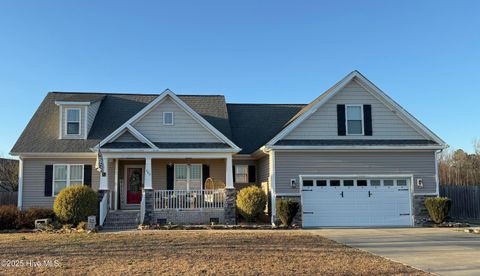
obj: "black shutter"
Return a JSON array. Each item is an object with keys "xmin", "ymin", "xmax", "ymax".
[
  {"xmin": 232, "ymin": 166, "xmax": 236, "ymax": 183},
  {"xmin": 84, "ymin": 165, "xmax": 92, "ymax": 187},
  {"xmin": 166, "ymin": 164, "xmax": 174, "ymax": 190},
  {"xmin": 44, "ymin": 165, "xmax": 53, "ymax": 197},
  {"xmin": 202, "ymin": 164, "xmax": 210, "ymax": 189},
  {"xmin": 363, "ymin": 104, "xmax": 372, "ymax": 136},
  {"xmin": 337, "ymin": 104, "xmax": 346, "ymax": 136},
  {"xmin": 248, "ymin": 165, "xmax": 256, "ymax": 184}
]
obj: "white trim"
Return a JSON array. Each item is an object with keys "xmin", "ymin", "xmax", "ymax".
[
  {"xmin": 102, "ymin": 152, "xmax": 234, "ymax": 159},
  {"xmin": 163, "ymin": 111, "xmax": 174, "ymax": 125},
  {"xmin": 84, "ymin": 105, "xmax": 88, "ymax": 139},
  {"xmin": 64, "ymin": 107, "xmax": 81, "ymax": 136},
  {"xmin": 55, "ymin": 101, "xmax": 91, "ymax": 106},
  {"xmin": 345, "ymin": 104, "xmax": 364, "ymax": 136},
  {"xmin": 52, "ymin": 164, "xmax": 85, "ymax": 197},
  {"xmin": 126, "ymin": 125, "xmax": 159, "ymax": 150},
  {"xmin": 266, "ymin": 71, "xmax": 446, "ymax": 147},
  {"xmin": 144, "ymin": 157, "xmax": 153, "ymax": 190},
  {"xmin": 226, "ymin": 155, "xmax": 234, "ymax": 189},
  {"xmin": 99, "ymin": 148, "xmax": 239, "ymax": 153},
  {"xmin": 17, "ymin": 158, "xmax": 23, "ymax": 209},
  {"xmin": 96, "ymin": 90, "xmax": 240, "ymax": 151},
  {"xmin": 114, "ymin": 158, "xmax": 119, "ymax": 210},
  {"xmin": 124, "ymin": 165, "xmax": 145, "ymax": 205},
  {"xmin": 299, "ymin": 173, "xmax": 414, "ymax": 227},
  {"xmin": 58, "ymin": 105, "xmax": 63, "ymax": 139},
  {"xmin": 268, "ymin": 150, "xmax": 276, "ymax": 225},
  {"xmin": 434, "ymin": 150, "xmax": 440, "ymax": 196}
]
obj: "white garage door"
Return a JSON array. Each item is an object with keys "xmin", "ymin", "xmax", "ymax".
[{"xmin": 302, "ymin": 177, "xmax": 412, "ymax": 227}]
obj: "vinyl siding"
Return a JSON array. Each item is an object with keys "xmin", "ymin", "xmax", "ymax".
[
  {"xmin": 115, "ymin": 131, "xmax": 140, "ymax": 142},
  {"xmin": 258, "ymin": 155, "xmax": 270, "ymax": 184},
  {"xmin": 275, "ymin": 151, "xmax": 437, "ymax": 194},
  {"xmin": 87, "ymin": 101, "xmax": 101, "ymax": 135},
  {"xmin": 133, "ymin": 97, "xmax": 221, "ymax": 143},
  {"xmin": 60, "ymin": 105, "xmax": 87, "ymax": 139},
  {"xmin": 285, "ymin": 79, "xmax": 426, "ymax": 140},
  {"xmin": 21, "ymin": 158, "xmax": 100, "ymax": 209}
]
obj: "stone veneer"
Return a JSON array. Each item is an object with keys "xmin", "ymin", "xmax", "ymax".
[
  {"xmin": 143, "ymin": 189, "xmax": 154, "ymax": 225},
  {"xmin": 154, "ymin": 209, "xmax": 225, "ymax": 225},
  {"xmin": 224, "ymin": 188, "xmax": 237, "ymax": 225}
]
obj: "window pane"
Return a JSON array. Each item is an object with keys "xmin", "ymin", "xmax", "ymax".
[
  {"xmin": 235, "ymin": 166, "xmax": 248, "ymax": 174},
  {"xmin": 67, "ymin": 122, "xmax": 80, "ymax": 134},
  {"xmin": 357, "ymin": 180, "xmax": 368, "ymax": 186},
  {"xmin": 397, "ymin": 180, "xmax": 407, "ymax": 186},
  {"xmin": 190, "ymin": 165, "xmax": 202, "ymax": 180},
  {"xmin": 70, "ymin": 165, "xmax": 83, "ymax": 181},
  {"xmin": 347, "ymin": 106, "xmax": 362, "ymax": 120},
  {"xmin": 303, "ymin": 180, "xmax": 314, "ymax": 187},
  {"xmin": 164, "ymin": 112, "xmax": 173, "ymax": 125},
  {"xmin": 384, "ymin": 180, "xmax": 394, "ymax": 186},
  {"xmin": 175, "ymin": 165, "xmax": 187, "ymax": 180},
  {"xmin": 347, "ymin": 120, "xmax": 362, "ymax": 134},
  {"xmin": 343, "ymin": 180, "xmax": 354, "ymax": 186},
  {"xmin": 54, "ymin": 181, "xmax": 67, "ymax": 196},
  {"xmin": 54, "ymin": 165, "xmax": 67, "ymax": 181},
  {"xmin": 67, "ymin": 109, "xmax": 80, "ymax": 122},
  {"xmin": 316, "ymin": 180, "xmax": 327, "ymax": 186},
  {"xmin": 235, "ymin": 165, "xmax": 248, "ymax": 183},
  {"xmin": 370, "ymin": 180, "xmax": 381, "ymax": 186},
  {"xmin": 330, "ymin": 180, "xmax": 340, "ymax": 186}
]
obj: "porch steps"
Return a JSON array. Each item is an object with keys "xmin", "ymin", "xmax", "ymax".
[{"xmin": 102, "ymin": 210, "xmax": 139, "ymax": 230}]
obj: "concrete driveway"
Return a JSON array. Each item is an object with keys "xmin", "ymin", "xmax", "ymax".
[{"xmin": 308, "ymin": 228, "xmax": 480, "ymax": 276}]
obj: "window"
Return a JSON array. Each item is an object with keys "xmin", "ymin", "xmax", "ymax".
[
  {"xmin": 53, "ymin": 164, "xmax": 84, "ymax": 196},
  {"xmin": 346, "ymin": 105, "xmax": 363, "ymax": 135},
  {"xmin": 383, "ymin": 180, "xmax": 394, "ymax": 186},
  {"xmin": 370, "ymin": 180, "xmax": 381, "ymax": 186},
  {"xmin": 66, "ymin": 108, "xmax": 80, "ymax": 135},
  {"xmin": 397, "ymin": 179, "xmax": 407, "ymax": 186},
  {"xmin": 343, "ymin": 180, "xmax": 354, "ymax": 186},
  {"xmin": 174, "ymin": 164, "xmax": 202, "ymax": 190},
  {"xmin": 303, "ymin": 180, "xmax": 314, "ymax": 187},
  {"xmin": 163, "ymin": 112, "xmax": 174, "ymax": 125},
  {"xmin": 316, "ymin": 180, "xmax": 327, "ymax": 186},
  {"xmin": 235, "ymin": 165, "xmax": 249, "ymax": 183},
  {"xmin": 357, "ymin": 180, "xmax": 368, "ymax": 186},
  {"xmin": 330, "ymin": 180, "xmax": 341, "ymax": 186}
]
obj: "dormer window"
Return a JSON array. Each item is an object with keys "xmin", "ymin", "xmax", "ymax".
[
  {"xmin": 163, "ymin": 112, "xmax": 174, "ymax": 125},
  {"xmin": 346, "ymin": 105, "xmax": 363, "ymax": 135},
  {"xmin": 66, "ymin": 108, "xmax": 81, "ymax": 135}
]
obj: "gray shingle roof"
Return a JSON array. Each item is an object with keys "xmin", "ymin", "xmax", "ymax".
[{"xmin": 227, "ymin": 104, "xmax": 306, "ymax": 154}]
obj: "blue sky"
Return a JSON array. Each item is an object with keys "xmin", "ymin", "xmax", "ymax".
[{"xmin": 0, "ymin": 1, "xmax": 479, "ymax": 157}]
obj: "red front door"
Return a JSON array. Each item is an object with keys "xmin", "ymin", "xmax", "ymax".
[{"xmin": 127, "ymin": 168, "xmax": 143, "ymax": 204}]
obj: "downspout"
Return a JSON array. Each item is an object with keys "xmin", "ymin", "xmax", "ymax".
[{"xmin": 262, "ymin": 146, "xmax": 276, "ymax": 225}]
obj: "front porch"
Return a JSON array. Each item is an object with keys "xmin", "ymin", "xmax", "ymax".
[{"xmin": 97, "ymin": 153, "xmax": 236, "ymax": 227}]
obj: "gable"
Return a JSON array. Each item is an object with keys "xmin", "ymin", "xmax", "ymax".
[
  {"xmin": 285, "ymin": 78, "xmax": 428, "ymax": 140},
  {"xmin": 114, "ymin": 130, "xmax": 141, "ymax": 143},
  {"xmin": 133, "ymin": 96, "xmax": 223, "ymax": 143}
]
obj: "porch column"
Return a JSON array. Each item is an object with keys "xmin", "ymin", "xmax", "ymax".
[
  {"xmin": 99, "ymin": 156, "xmax": 109, "ymax": 190},
  {"xmin": 144, "ymin": 157, "xmax": 153, "ymax": 189},
  {"xmin": 225, "ymin": 155, "xmax": 234, "ymax": 189}
]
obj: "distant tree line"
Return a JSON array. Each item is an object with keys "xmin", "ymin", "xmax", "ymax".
[
  {"xmin": 438, "ymin": 140, "xmax": 480, "ymax": 186},
  {"xmin": 0, "ymin": 158, "xmax": 19, "ymax": 192}
]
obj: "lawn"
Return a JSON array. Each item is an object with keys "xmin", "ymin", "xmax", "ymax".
[{"xmin": 0, "ymin": 230, "xmax": 427, "ymax": 275}]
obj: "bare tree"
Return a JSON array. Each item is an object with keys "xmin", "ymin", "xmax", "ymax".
[
  {"xmin": 438, "ymin": 140, "xmax": 480, "ymax": 186},
  {"xmin": 0, "ymin": 158, "xmax": 18, "ymax": 192}
]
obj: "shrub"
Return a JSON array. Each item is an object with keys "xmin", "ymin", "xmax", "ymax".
[
  {"xmin": 0, "ymin": 205, "xmax": 21, "ymax": 230},
  {"xmin": 425, "ymin": 197, "xmax": 451, "ymax": 224},
  {"xmin": 276, "ymin": 198, "xmax": 300, "ymax": 226},
  {"xmin": 18, "ymin": 207, "xmax": 55, "ymax": 229},
  {"xmin": 236, "ymin": 186, "xmax": 267, "ymax": 222},
  {"xmin": 53, "ymin": 186, "xmax": 98, "ymax": 225}
]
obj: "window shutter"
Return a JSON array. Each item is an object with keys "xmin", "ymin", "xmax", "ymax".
[
  {"xmin": 84, "ymin": 165, "xmax": 92, "ymax": 187},
  {"xmin": 44, "ymin": 165, "xmax": 53, "ymax": 197},
  {"xmin": 363, "ymin": 104, "xmax": 372, "ymax": 136},
  {"xmin": 232, "ymin": 166, "xmax": 236, "ymax": 183},
  {"xmin": 202, "ymin": 164, "xmax": 210, "ymax": 189},
  {"xmin": 166, "ymin": 164, "xmax": 174, "ymax": 190},
  {"xmin": 248, "ymin": 165, "xmax": 256, "ymax": 183},
  {"xmin": 337, "ymin": 104, "xmax": 346, "ymax": 136}
]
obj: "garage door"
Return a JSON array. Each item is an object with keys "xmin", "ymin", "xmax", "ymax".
[{"xmin": 302, "ymin": 177, "xmax": 412, "ymax": 227}]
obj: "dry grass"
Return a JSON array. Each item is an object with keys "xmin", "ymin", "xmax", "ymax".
[{"xmin": 0, "ymin": 230, "xmax": 428, "ymax": 275}]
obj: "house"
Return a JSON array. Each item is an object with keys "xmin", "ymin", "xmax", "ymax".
[{"xmin": 10, "ymin": 71, "xmax": 445, "ymax": 228}]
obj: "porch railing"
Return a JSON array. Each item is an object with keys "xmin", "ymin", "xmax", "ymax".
[
  {"xmin": 154, "ymin": 189, "xmax": 225, "ymax": 210},
  {"xmin": 99, "ymin": 191, "xmax": 109, "ymax": 226}
]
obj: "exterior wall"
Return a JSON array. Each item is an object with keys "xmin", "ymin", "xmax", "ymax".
[
  {"xmin": 275, "ymin": 151, "xmax": 437, "ymax": 194},
  {"xmin": 87, "ymin": 101, "xmax": 101, "ymax": 134},
  {"xmin": 59, "ymin": 105, "xmax": 87, "ymax": 139},
  {"xmin": 133, "ymin": 97, "xmax": 221, "ymax": 143},
  {"xmin": 154, "ymin": 209, "xmax": 225, "ymax": 225},
  {"xmin": 258, "ymin": 155, "xmax": 270, "ymax": 184},
  {"xmin": 21, "ymin": 158, "xmax": 100, "ymax": 209},
  {"xmin": 115, "ymin": 131, "xmax": 139, "ymax": 142},
  {"xmin": 285, "ymin": 79, "xmax": 426, "ymax": 140}
]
